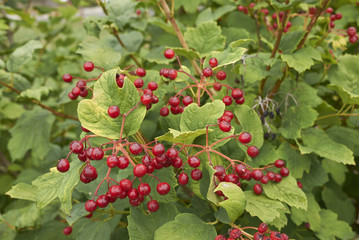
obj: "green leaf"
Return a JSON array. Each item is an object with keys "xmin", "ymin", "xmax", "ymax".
[
  {"xmin": 6, "ymin": 40, "xmax": 42, "ymax": 72},
  {"xmin": 83, "ymin": 16, "xmax": 103, "ymax": 38},
  {"xmin": 174, "ymin": 0, "xmax": 206, "ymax": 13},
  {"xmin": 301, "ymin": 159, "xmax": 329, "ymax": 190},
  {"xmin": 281, "ymin": 46, "xmax": 322, "ymax": 73},
  {"xmin": 154, "ymin": 213, "xmax": 217, "ymax": 240},
  {"xmin": 244, "ymin": 191, "xmax": 288, "ymax": 225},
  {"xmin": 106, "ymin": 0, "xmax": 136, "ymax": 30},
  {"xmin": 297, "ymin": 128, "xmax": 355, "ymax": 165},
  {"xmin": 170, "ymin": 47, "xmax": 200, "ymax": 60},
  {"xmin": 279, "ymin": 30, "xmax": 306, "ymax": 54},
  {"xmin": 263, "ymin": 175, "xmax": 307, "ymax": 210},
  {"xmin": 204, "ymin": 45, "xmax": 247, "ymax": 70},
  {"xmin": 8, "ymin": 108, "xmax": 55, "ymax": 161},
  {"xmin": 65, "ymin": 203, "xmax": 88, "ymax": 225},
  {"xmin": 214, "ymin": 182, "xmax": 246, "ymax": 221},
  {"xmin": 128, "ymin": 203, "xmax": 178, "ymax": 240},
  {"xmin": 184, "ymin": 22, "xmax": 226, "ymax": 57},
  {"xmin": 280, "ymin": 105, "xmax": 318, "ymax": 139},
  {"xmin": 180, "ymin": 100, "xmax": 224, "ymax": 131},
  {"xmin": 322, "ymin": 160, "xmax": 348, "ymax": 185},
  {"xmin": 196, "ymin": 6, "xmax": 236, "ymax": 26},
  {"xmin": 156, "ymin": 128, "xmax": 208, "ymax": 145},
  {"xmin": 0, "ymin": 220, "xmax": 16, "ymax": 240},
  {"xmin": 77, "ymin": 41, "xmax": 121, "ymax": 70},
  {"xmin": 326, "ymin": 126, "xmax": 359, "ymax": 156},
  {"xmin": 293, "ymin": 82, "xmax": 322, "ymax": 107},
  {"xmin": 18, "ymin": 86, "xmax": 50, "ymax": 101},
  {"xmin": 121, "ymin": 31, "xmax": 144, "ymax": 53},
  {"xmin": 32, "ymin": 161, "xmax": 84, "ymax": 214},
  {"xmin": 6, "ymin": 182, "xmax": 37, "ymax": 201},
  {"xmin": 276, "ymin": 143, "xmax": 311, "ymax": 179},
  {"xmin": 315, "ymin": 210, "xmax": 355, "ymax": 240},
  {"xmin": 0, "ymin": 70, "xmax": 31, "ymax": 91},
  {"xmin": 291, "ymin": 193, "xmax": 321, "ymax": 231},
  {"xmin": 77, "ymin": 221, "xmax": 111, "ymax": 240},
  {"xmin": 78, "ymin": 69, "xmax": 146, "ymax": 139}
]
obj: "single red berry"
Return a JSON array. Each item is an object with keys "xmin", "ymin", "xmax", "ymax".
[
  {"xmin": 147, "ymin": 199, "xmax": 160, "ymax": 212},
  {"xmin": 120, "ymin": 179, "xmax": 133, "ymax": 191},
  {"xmin": 297, "ymin": 181, "xmax": 303, "ymax": 188},
  {"xmin": 188, "ymin": 156, "xmax": 201, "ymax": 168},
  {"xmin": 231, "ymin": 89, "xmax": 243, "ymax": 99},
  {"xmin": 214, "ymin": 165, "xmax": 226, "ymax": 176},
  {"xmin": 152, "ymin": 143, "xmax": 165, "ymax": 156},
  {"xmin": 225, "ymin": 173, "xmax": 239, "ymax": 184},
  {"xmin": 162, "ymin": 68, "xmax": 170, "ymax": 78},
  {"xmin": 109, "ymin": 185, "xmax": 122, "ymax": 198},
  {"xmin": 76, "ymin": 80, "xmax": 86, "ymax": 90},
  {"xmin": 203, "ymin": 67, "xmax": 213, "ymax": 77},
  {"xmin": 160, "ymin": 107, "xmax": 170, "ymax": 116},
  {"xmin": 223, "ymin": 110, "xmax": 234, "ymax": 119},
  {"xmin": 169, "ymin": 96, "xmax": 180, "ymax": 107},
  {"xmin": 57, "ymin": 159, "xmax": 70, "ymax": 173},
  {"xmin": 80, "ymin": 172, "xmax": 91, "ymax": 183},
  {"xmin": 261, "ymin": 175, "xmax": 269, "ymax": 184},
  {"xmin": 220, "ymin": 115, "xmax": 232, "ymax": 123},
  {"xmin": 235, "ymin": 97, "xmax": 245, "ymax": 105},
  {"xmin": 261, "ymin": 9, "xmax": 269, "ymax": 15},
  {"xmin": 118, "ymin": 156, "xmax": 129, "ymax": 169},
  {"xmin": 96, "ymin": 195, "xmax": 109, "ymax": 208},
  {"xmin": 274, "ymin": 159, "xmax": 285, "ymax": 168},
  {"xmin": 80, "ymin": 88, "xmax": 88, "ymax": 97},
  {"xmin": 213, "ymin": 82, "xmax": 222, "ymax": 91},
  {"xmin": 148, "ymin": 81, "xmax": 158, "ymax": 91},
  {"xmin": 133, "ymin": 164, "xmax": 147, "ymax": 177},
  {"xmin": 309, "ymin": 7, "xmax": 316, "ymax": 14},
  {"xmin": 191, "ymin": 169, "xmax": 203, "ymax": 181},
  {"xmin": 215, "ymin": 235, "xmax": 226, "ymax": 240},
  {"xmin": 247, "ymin": 146, "xmax": 259, "ymax": 158},
  {"xmin": 129, "ymin": 143, "xmax": 143, "ymax": 155},
  {"xmin": 72, "ymin": 87, "xmax": 81, "ymax": 97},
  {"xmin": 209, "ymin": 58, "xmax": 218, "ymax": 68},
  {"xmin": 164, "ymin": 49, "xmax": 175, "ymax": 59},
  {"xmin": 280, "ymin": 167, "xmax": 290, "ymax": 177},
  {"xmin": 178, "ymin": 172, "xmax": 189, "ymax": 185},
  {"xmin": 252, "ymin": 169, "xmax": 264, "ymax": 181},
  {"xmin": 222, "ymin": 96, "xmax": 233, "ymax": 106},
  {"xmin": 335, "ymin": 13, "xmax": 342, "ymax": 20},
  {"xmin": 253, "ymin": 232, "xmax": 264, "ymax": 240},
  {"xmin": 267, "ymin": 171, "xmax": 275, "ymax": 180},
  {"xmin": 349, "ymin": 35, "xmax": 358, "ymax": 44},
  {"xmin": 106, "ymin": 192, "xmax": 116, "ymax": 203},
  {"xmin": 108, "ymin": 105, "xmax": 120, "ymax": 118},
  {"xmin": 168, "ymin": 69, "xmax": 177, "ymax": 80},
  {"xmin": 129, "ymin": 198, "xmax": 141, "ymax": 207},
  {"xmin": 63, "ymin": 226, "xmax": 72, "ymax": 235},
  {"xmin": 70, "ymin": 140, "xmax": 84, "ymax": 154},
  {"xmin": 258, "ymin": 223, "xmax": 268, "ymax": 233},
  {"xmin": 152, "ymin": 95, "xmax": 159, "ymax": 104},
  {"xmin": 141, "ymin": 94, "xmax": 152, "ymax": 105},
  {"xmin": 83, "ymin": 62, "xmax": 94, "ymax": 72},
  {"xmin": 136, "ymin": 68, "xmax": 146, "ymax": 77},
  {"xmin": 330, "ymin": 14, "xmax": 336, "ymax": 21},
  {"xmin": 274, "ymin": 173, "xmax": 282, "ymax": 183},
  {"xmin": 239, "ymin": 132, "xmax": 252, "ymax": 144},
  {"xmin": 270, "ymin": 231, "xmax": 282, "ymax": 240},
  {"xmin": 85, "ymin": 200, "xmax": 97, "ymax": 212},
  {"xmin": 249, "ymin": 2, "xmax": 255, "ymax": 8},
  {"xmin": 116, "ymin": 76, "xmax": 125, "ymax": 88},
  {"xmin": 219, "ymin": 121, "xmax": 231, "ymax": 132},
  {"xmin": 83, "ymin": 165, "xmax": 98, "ymax": 180},
  {"xmin": 253, "ymin": 183, "xmax": 263, "ymax": 195},
  {"xmin": 216, "ymin": 71, "xmax": 226, "ymax": 80},
  {"xmin": 138, "ymin": 183, "xmax": 151, "ymax": 196},
  {"xmin": 85, "ymin": 212, "xmax": 93, "ymax": 218},
  {"xmin": 134, "ymin": 79, "xmax": 144, "ymax": 88},
  {"xmin": 235, "ymin": 164, "xmax": 247, "ymax": 176},
  {"xmin": 326, "ymin": 7, "xmax": 333, "ymax": 14},
  {"xmin": 230, "ymin": 228, "xmax": 242, "ymax": 238},
  {"xmin": 92, "ymin": 147, "xmax": 104, "ymax": 160},
  {"xmin": 86, "ymin": 147, "xmax": 94, "ymax": 160},
  {"xmin": 157, "ymin": 182, "xmax": 171, "ymax": 195},
  {"xmin": 166, "ymin": 148, "xmax": 178, "ymax": 159},
  {"xmin": 281, "ymin": 233, "xmax": 289, "ymax": 240},
  {"xmin": 78, "ymin": 151, "xmax": 87, "ymax": 162},
  {"xmin": 143, "ymin": 89, "xmax": 153, "ymax": 96},
  {"xmin": 238, "ymin": 5, "xmax": 244, "ymax": 11},
  {"xmin": 182, "ymin": 96, "xmax": 193, "ymax": 106},
  {"xmin": 171, "ymin": 157, "xmax": 183, "ymax": 168},
  {"xmin": 127, "ymin": 188, "xmax": 139, "ymax": 200},
  {"xmin": 63, "ymin": 73, "xmax": 73, "ymax": 82},
  {"xmin": 107, "ymin": 155, "xmax": 119, "ymax": 168}
]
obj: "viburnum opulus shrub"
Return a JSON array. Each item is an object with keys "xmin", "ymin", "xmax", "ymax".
[{"xmin": 1, "ymin": 0, "xmax": 359, "ymax": 239}]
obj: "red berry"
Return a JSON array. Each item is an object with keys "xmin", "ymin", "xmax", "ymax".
[
  {"xmin": 231, "ymin": 89, "xmax": 243, "ymax": 99},
  {"xmin": 152, "ymin": 143, "xmax": 165, "ymax": 156},
  {"xmin": 215, "ymin": 235, "xmax": 226, "ymax": 240},
  {"xmin": 253, "ymin": 183, "xmax": 263, "ymax": 195},
  {"xmin": 72, "ymin": 87, "xmax": 81, "ymax": 96},
  {"xmin": 136, "ymin": 68, "xmax": 146, "ymax": 77},
  {"xmin": 83, "ymin": 165, "xmax": 98, "ymax": 180},
  {"xmin": 141, "ymin": 94, "xmax": 152, "ymax": 105},
  {"xmin": 238, "ymin": 5, "xmax": 244, "ymax": 12},
  {"xmin": 160, "ymin": 107, "xmax": 169, "ymax": 116},
  {"xmin": 92, "ymin": 147, "xmax": 104, "ymax": 160},
  {"xmin": 133, "ymin": 164, "xmax": 147, "ymax": 177},
  {"xmin": 152, "ymin": 95, "xmax": 159, "ymax": 104},
  {"xmin": 166, "ymin": 148, "xmax": 178, "ymax": 159},
  {"xmin": 203, "ymin": 67, "xmax": 213, "ymax": 77},
  {"xmin": 70, "ymin": 140, "xmax": 84, "ymax": 154},
  {"xmin": 96, "ymin": 195, "xmax": 109, "ymax": 208},
  {"xmin": 191, "ymin": 169, "xmax": 203, "ymax": 181},
  {"xmin": 309, "ymin": 7, "xmax": 316, "ymax": 15},
  {"xmin": 63, "ymin": 73, "xmax": 73, "ymax": 82},
  {"xmin": 80, "ymin": 88, "xmax": 88, "ymax": 97},
  {"xmin": 220, "ymin": 115, "xmax": 232, "ymax": 122},
  {"xmin": 182, "ymin": 96, "xmax": 193, "ymax": 106},
  {"xmin": 238, "ymin": 132, "xmax": 252, "ymax": 144},
  {"xmin": 235, "ymin": 97, "xmax": 245, "ymax": 105},
  {"xmin": 209, "ymin": 58, "xmax": 218, "ymax": 68},
  {"xmin": 326, "ymin": 7, "xmax": 333, "ymax": 14},
  {"xmin": 147, "ymin": 199, "xmax": 160, "ymax": 212},
  {"xmin": 57, "ymin": 159, "xmax": 70, "ymax": 173},
  {"xmin": 223, "ymin": 110, "xmax": 234, "ymax": 119},
  {"xmin": 129, "ymin": 143, "xmax": 143, "ymax": 155},
  {"xmin": 214, "ymin": 165, "xmax": 226, "ymax": 176},
  {"xmin": 247, "ymin": 146, "xmax": 259, "ymax": 158},
  {"xmin": 261, "ymin": 175, "xmax": 269, "ymax": 184},
  {"xmin": 225, "ymin": 173, "xmax": 239, "ymax": 184},
  {"xmin": 178, "ymin": 172, "xmax": 189, "ymax": 185},
  {"xmin": 134, "ymin": 79, "xmax": 144, "ymax": 88},
  {"xmin": 86, "ymin": 147, "xmax": 94, "ymax": 160},
  {"xmin": 188, "ymin": 156, "xmax": 201, "ymax": 168},
  {"xmin": 80, "ymin": 171, "xmax": 91, "ymax": 183},
  {"xmin": 107, "ymin": 155, "xmax": 119, "ymax": 168},
  {"xmin": 274, "ymin": 159, "xmax": 285, "ymax": 168},
  {"xmin": 108, "ymin": 105, "xmax": 120, "ymax": 118},
  {"xmin": 83, "ymin": 61, "xmax": 94, "ymax": 72},
  {"xmin": 168, "ymin": 69, "xmax": 177, "ymax": 80},
  {"xmin": 171, "ymin": 157, "xmax": 183, "ymax": 168},
  {"xmin": 85, "ymin": 200, "xmax": 97, "ymax": 212},
  {"xmin": 252, "ymin": 169, "xmax": 263, "ymax": 181},
  {"xmin": 63, "ymin": 226, "xmax": 72, "ymax": 235},
  {"xmin": 76, "ymin": 80, "xmax": 86, "ymax": 90},
  {"xmin": 349, "ymin": 35, "xmax": 358, "ymax": 44},
  {"xmin": 230, "ymin": 228, "xmax": 242, "ymax": 238},
  {"xmin": 138, "ymin": 183, "xmax": 151, "ymax": 196},
  {"xmin": 335, "ymin": 13, "xmax": 342, "ymax": 20},
  {"xmin": 127, "ymin": 188, "xmax": 139, "ymax": 200},
  {"xmin": 148, "ymin": 81, "xmax": 158, "ymax": 91},
  {"xmin": 258, "ymin": 223, "xmax": 268, "ymax": 233},
  {"xmin": 274, "ymin": 173, "xmax": 282, "ymax": 183},
  {"xmin": 157, "ymin": 182, "xmax": 171, "ymax": 195},
  {"xmin": 164, "ymin": 49, "xmax": 175, "ymax": 59},
  {"xmin": 222, "ymin": 96, "xmax": 233, "ymax": 106},
  {"xmin": 280, "ymin": 167, "xmax": 290, "ymax": 177},
  {"xmin": 78, "ymin": 151, "xmax": 87, "ymax": 162},
  {"xmin": 169, "ymin": 96, "xmax": 180, "ymax": 107},
  {"xmin": 235, "ymin": 164, "xmax": 247, "ymax": 176},
  {"xmin": 118, "ymin": 156, "xmax": 129, "ymax": 169},
  {"xmin": 330, "ymin": 14, "xmax": 336, "ymax": 21},
  {"xmin": 106, "ymin": 192, "xmax": 116, "ymax": 203},
  {"xmin": 216, "ymin": 71, "xmax": 226, "ymax": 80},
  {"xmin": 267, "ymin": 171, "xmax": 275, "ymax": 180},
  {"xmin": 253, "ymin": 232, "xmax": 264, "ymax": 240},
  {"xmin": 120, "ymin": 179, "xmax": 132, "ymax": 191},
  {"xmin": 297, "ymin": 181, "xmax": 303, "ymax": 188},
  {"xmin": 219, "ymin": 121, "xmax": 231, "ymax": 132},
  {"xmin": 249, "ymin": 2, "xmax": 255, "ymax": 8},
  {"xmin": 116, "ymin": 75, "xmax": 125, "ymax": 88},
  {"xmin": 109, "ymin": 185, "xmax": 122, "ymax": 198},
  {"xmin": 213, "ymin": 82, "xmax": 222, "ymax": 91}
]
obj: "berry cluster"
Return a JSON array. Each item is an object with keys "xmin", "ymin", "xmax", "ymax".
[{"xmin": 347, "ymin": 27, "xmax": 358, "ymax": 44}]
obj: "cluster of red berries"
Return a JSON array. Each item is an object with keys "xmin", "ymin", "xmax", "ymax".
[
  {"xmin": 237, "ymin": 2, "xmax": 259, "ymax": 15},
  {"xmin": 62, "ymin": 61, "xmax": 95, "ymax": 100},
  {"xmin": 347, "ymin": 27, "xmax": 358, "ymax": 44},
  {"xmin": 323, "ymin": 7, "xmax": 342, "ymax": 29},
  {"xmin": 160, "ymin": 94, "xmax": 194, "ymax": 116},
  {"xmin": 214, "ymin": 157, "xmax": 289, "ymax": 196},
  {"xmin": 215, "ymin": 227, "xmax": 242, "ymax": 240},
  {"xmin": 270, "ymin": 12, "xmax": 292, "ymax": 32}
]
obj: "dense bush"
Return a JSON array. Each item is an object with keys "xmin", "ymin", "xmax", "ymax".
[{"xmin": 0, "ymin": 0, "xmax": 358, "ymax": 239}]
